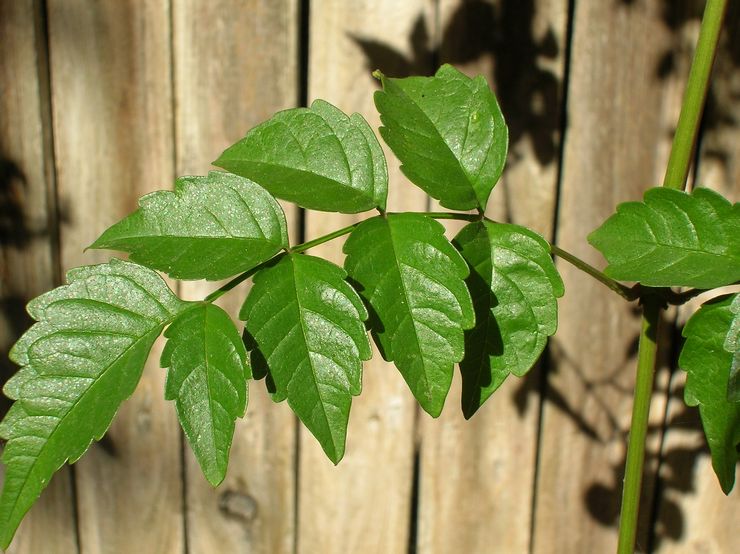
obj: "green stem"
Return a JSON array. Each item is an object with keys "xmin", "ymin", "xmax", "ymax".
[
  {"xmin": 617, "ymin": 297, "xmax": 661, "ymax": 554},
  {"xmin": 617, "ymin": 1, "xmax": 726, "ymax": 551},
  {"xmin": 550, "ymin": 245, "xmax": 638, "ymax": 301},
  {"xmin": 662, "ymin": 0, "xmax": 728, "ymax": 190}
]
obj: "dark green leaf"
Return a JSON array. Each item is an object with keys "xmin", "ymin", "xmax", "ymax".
[
  {"xmin": 240, "ymin": 254, "xmax": 371, "ymax": 463},
  {"xmin": 679, "ymin": 294, "xmax": 740, "ymax": 494},
  {"xmin": 374, "ymin": 64, "xmax": 508, "ymax": 211},
  {"xmin": 588, "ymin": 187, "xmax": 740, "ymax": 288},
  {"xmin": 214, "ymin": 100, "xmax": 388, "ymax": 213},
  {"xmin": 454, "ymin": 221, "xmax": 563, "ymax": 418},
  {"xmin": 343, "ymin": 214, "xmax": 475, "ymax": 416},
  {"xmin": 90, "ymin": 171, "xmax": 288, "ymax": 280},
  {"xmin": 725, "ymin": 295, "xmax": 739, "ymax": 402},
  {"xmin": 161, "ymin": 303, "xmax": 249, "ymax": 486},
  {"xmin": 0, "ymin": 260, "xmax": 187, "ymax": 548}
]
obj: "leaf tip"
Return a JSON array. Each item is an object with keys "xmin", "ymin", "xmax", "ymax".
[{"xmin": 371, "ymin": 69, "xmax": 384, "ymax": 81}]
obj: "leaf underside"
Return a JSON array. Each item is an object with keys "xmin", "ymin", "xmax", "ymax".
[
  {"xmin": 343, "ymin": 213, "xmax": 475, "ymax": 417},
  {"xmin": 588, "ymin": 187, "xmax": 740, "ymax": 288},
  {"xmin": 161, "ymin": 303, "xmax": 249, "ymax": 486},
  {"xmin": 240, "ymin": 254, "xmax": 371, "ymax": 463},
  {"xmin": 214, "ymin": 100, "xmax": 388, "ymax": 213},
  {"xmin": 679, "ymin": 293, "xmax": 740, "ymax": 494},
  {"xmin": 374, "ymin": 64, "xmax": 508, "ymax": 211},
  {"xmin": 454, "ymin": 221, "xmax": 564, "ymax": 418},
  {"xmin": 0, "ymin": 259, "xmax": 186, "ymax": 548},
  {"xmin": 90, "ymin": 171, "xmax": 289, "ymax": 280}
]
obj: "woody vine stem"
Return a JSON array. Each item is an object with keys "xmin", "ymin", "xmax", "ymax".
[{"xmin": 617, "ymin": 1, "xmax": 728, "ymax": 552}]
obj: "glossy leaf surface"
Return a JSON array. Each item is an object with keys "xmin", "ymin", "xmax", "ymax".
[
  {"xmin": 588, "ymin": 187, "xmax": 740, "ymax": 288},
  {"xmin": 454, "ymin": 221, "xmax": 563, "ymax": 418},
  {"xmin": 343, "ymin": 214, "xmax": 475, "ymax": 416},
  {"xmin": 679, "ymin": 294, "xmax": 740, "ymax": 494},
  {"xmin": 240, "ymin": 254, "xmax": 371, "ymax": 463},
  {"xmin": 90, "ymin": 171, "xmax": 288, "ymax": 280},
  {"xmin": 214, "ymin": 100, "xmax": 388, "ymax": 213},
  {"xmin": 725, "ymin": 295, "xmax": 740, "ymax": 402},
  {"xmin": 0, "ymin": 260, "xmax": 187, "ymax": 548},
  {"xmin": 161, "ymin": 303, "xmax": 249, "ymax": 486},
  {"xmin": 374, "ymin": 64, "xmax": 508, "ymax": 211}
]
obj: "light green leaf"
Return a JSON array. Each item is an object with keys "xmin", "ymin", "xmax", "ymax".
[
  {"xmin": 679, "ymin": 294, "xmax": 740, "ymax": 494},
  {"xmin": 214, "ymin": 100, "xmax": 388, "ymax": 213},
  {"xmin": 343, "ymin": 214, "xmax": 475, "ymax": 416},
  {"xmin": 454, "ymin": 221, "xmax": 563, "ymax": 418},
  {"xmin": 90, "ymin": 171, "xmax": 288, "ymax": 280},
  {"xmin": 588, "ymin": 187, "xmax": 740, "ymax": 288},
  {"xmin": 724, "ymin": 295, "xmax": 740, "ymax": 402},
  {"xmin": 240, "ymin": 254, "xmax": 371, "ymax": 463},
  {"xmin": 374, "ymin": 64, "xmax": 508, "ymax": 211},
  {"xmin": 161, "ymin": 303, "xmax": 249, "ymax": 486},
  {"xmin": 0, "ymin": 259, "xmax": 187, "ymax": 548}
]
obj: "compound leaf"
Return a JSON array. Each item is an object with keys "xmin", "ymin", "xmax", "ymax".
[
  {"xmin": 240, "ymin": 254, "xmax": 371, "ymax": 463},
  {"xmin": 0, "ymin": 259, "xmax": 187, "ymax": 548},
  {"xmin": 679, "ymin": 294, "xmax": 740, "ymax": 494},
  {"xmin": 454, "ymin": 221, "xmax": 563, "ymax": 418},
  {"xmin": 90, "ymin": 171, "xmax": 288, "ymax": 280},
  {"xmin": 588, "ymin": 187, "xmax": 740, "ymax": 288},
  {"xmin": 374, "ymin": 64, "xmax": 508, "ymax": 211},
  {"xmin": 161, "ymin": 303, "xmax": 249, "ymax": 486},
  {"xmin": 214, "ymin": 100, "xmax": 388, "ymax": 213},
  {"xmin": 343, "ymin": 213, "xmax": 475, "ymax": 417}
]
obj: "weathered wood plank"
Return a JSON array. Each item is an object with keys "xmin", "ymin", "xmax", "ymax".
[
  {"xmin": 46, "ymin": 1, "xmax": 182, "ymax": 551},
  {"xmin": 533, "ymin": 2, "xmax": 688, "ymax": 552},
  {"xmin": 0, "ymin": 1, "xmax": 77, "ymax": 551},
  {"xmin": 417, "ymin": 2, "xmax": 568, "ymax": 553},
  {"xmin": 653, "ymin": 4, "xmax": 740, "ymax": 551},
  {"xmin": 296, "ymin": 2, "xmax": 433, "ymax": 553},
  {"xmin": 172, "ymin": 1, "xmax": 299, "ymax": 552}
]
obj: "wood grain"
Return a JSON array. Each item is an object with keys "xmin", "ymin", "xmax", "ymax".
[
  {"xmin": 532, "ymin": 2, "xmax": 687, "ymax": 552},
  {"xmin": 0, "ymin": 1, "xmax": 77, "ymax": 551},
  {"xmin": 417, "ymin": 2, "xmax": 568, "ymax": 553},
  {"xmin": 172, "ymin": 1, "xmax": 299, "ymax": 552},
  {"xmin": 297, "ymin": 2, "xmax": 433, "ymax": 552},
  {"xmin": 46, "ymin": 1, "xmax": 182, "ymax": 551}
]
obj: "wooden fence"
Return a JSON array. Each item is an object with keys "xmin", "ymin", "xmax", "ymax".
[{"xmin": 1, "ymin": 1, "xmax": 738, "ymax": 552}]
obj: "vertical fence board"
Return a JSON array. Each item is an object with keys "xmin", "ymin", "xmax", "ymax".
[
  {"xmin": 533, "ymin": 2, "xmax": 688, "ymax": 552},
  {"xmin": 653, "ymin": 4, "xmax": 740, "ymax": 551},
  {"xmin": 297, "ymin": 2, "xmax": 433, "ymax": 553},
  {"xmin": 172, "ymin": 1, "xmax": 299, "ymax": 552},
  {"xmin": 0, "ymin": 1, "xmax": 77, "ymax": 551},
  {"xmin": 46, "ymin": 1, "xmax": 182, "ymax": 551},
  {"xmin": 417, "ymin": 1, "xmax": 567, "ymax": 553}
]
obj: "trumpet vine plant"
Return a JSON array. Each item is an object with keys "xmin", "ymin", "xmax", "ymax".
[{"xmin": 0, "ymin": 1, "xmax": 736, "ymax": 550}]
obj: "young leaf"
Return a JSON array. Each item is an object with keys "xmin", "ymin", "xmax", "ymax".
[
  {"xmin": 0, "ymin": 259, "xmax": 187, "ymax": 548},
  {"xmin": 679, "ymin": 294, "xmax": 740, "ymax": 494},
  {"xmin": 240, "ymin": 254, "xmax": 371, "ymax": 463},
  {"xmin": 454, "ymin": 221, "xmax": 564, "ymax": 418},
  {"xmin": 374, "ymin": 64, "xmax": 508, "ymax": 211},
  {"xmin": 90, "ymin": 171, "xmax": 289, "ymax": 280},
  {"xmin": 724, "ymin": 295, "xmax": 740, "ymax": 402},
  {"xmin": 214, "ymin": 100, "xmax": 388, "ymax": 213},
  {"xmin": 343, "ymin": 214, "xmax": 475, "ymax": 417},
  {"xmin": 588, "ymin": 187, "xmax": 740, "ymax": 288},
  {"xmin": 161, "ymin": 303, "xmax": 249, "ymax": 486}
]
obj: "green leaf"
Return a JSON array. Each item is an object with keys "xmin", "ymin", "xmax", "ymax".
[
  {"xmin": 0, "ymin": 259, "xmax": 187, "ymax": 548},
  {"xmin": 588, "ymin": 187, "xmax": 740, "ymax": 288},
  {"xmin": 679, "ymin": 294, "xmax": 740, "ymax": 494},
  {"xmin": 240, "ymin": 254, "xmax": 371, "ymax": 463},
  {"xmin": 454, "ymin": 221, "xmax": 564, "ymax": 418},
  {"xmin": 374, "ymin": 64, "xmax": 508, "ymax": 211},
  {"xmin": 90, "ymin": 171, "xmax": 288, "ymax": 280},
  {"xmin": 724, "ymin": 295, "xmax": 740, "ymax": 402},
  {"xmin": 343, "ymin": 214, "xmax": 475, "ymax": 416},
  {"xmin": 214, "ymin": 100, "xmax": 388, "ymax": 213},
  {"xmin": 161, "ymin": 303, "xmax": 249, "ymax": 486}
]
